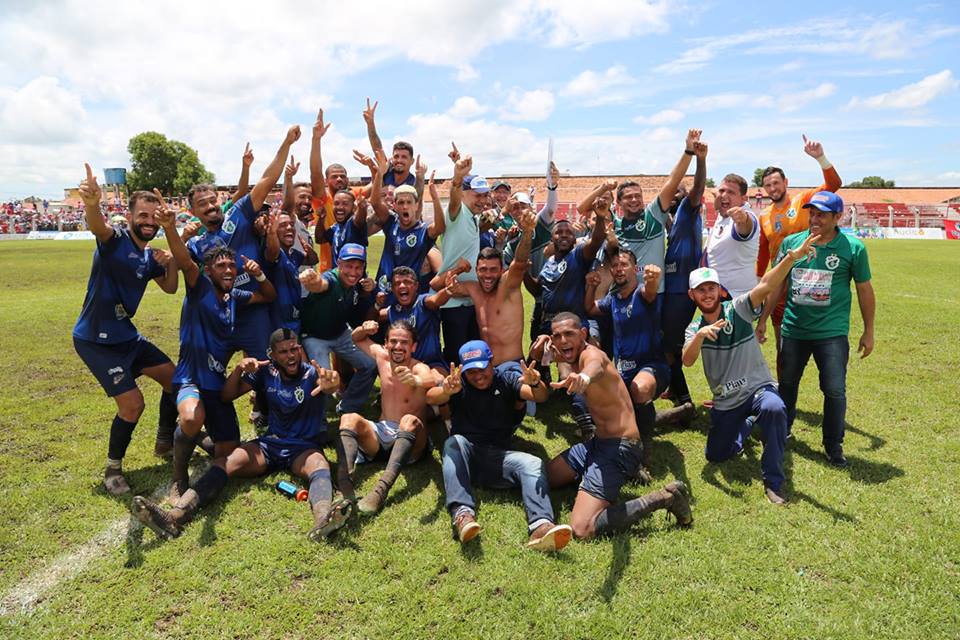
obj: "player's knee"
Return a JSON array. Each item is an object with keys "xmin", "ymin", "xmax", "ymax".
[
  {"xmin": 338, "ymin": 413, "xmax": 364, "ymax": 432},
  {"xmin": 630, "ymin": 382, "xmax": 655, "ymax": 405},
  {"xmin": 398, "ymin": 415, "xmax": 423, "ymax": 433},
  {"xmin": 117, "ymin": 392, "xmax": 146, "ymax": 422},
  {"xmin": 570, "ymin": 515, "xmax": 596, "ymax": 540}
]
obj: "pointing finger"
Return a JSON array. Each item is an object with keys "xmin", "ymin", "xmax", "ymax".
[
  {"xmin": 802, "ymin": 133, "xmax": 809, "ymax": 144},
  {"xmin": 84, "ymin": 163, "xmax": 94, "ymax": 181}
]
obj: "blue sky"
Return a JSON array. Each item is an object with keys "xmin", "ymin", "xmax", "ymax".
[{"xmin": 0, "ymin": 0, "xmax": 957, "ymax": 199}]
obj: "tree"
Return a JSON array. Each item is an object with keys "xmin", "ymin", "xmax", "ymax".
[
  {"xmin": 127, "ymin": 132, "xmax": 214, "ymax": 195},
  {"xmin": 752, "ymin": 167, "xmax": 764, "ymax": 188},
  {"xmin": 845, "ymin": 176, "xmax": 895, "ymax": 188},
  {"xmin": 705, "ymin": 178, "xmax": 716, "ymax": 188}
]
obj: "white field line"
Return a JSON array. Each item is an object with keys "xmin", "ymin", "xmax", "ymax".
[{"xmin": 0, "ymin": 480, "xmax": 176, "ymax": 617}]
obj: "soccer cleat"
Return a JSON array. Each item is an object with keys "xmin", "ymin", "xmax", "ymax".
[
  {"xmin": 765, "ymin": 484, "xmax": 788, "ymax": 505},
  {"xmin": 664, "ymin": 481, "xmax": 693, "ymax": 526},
  {"xmin": 308, "ymin": 498, "xmax": 353, "ymax": 542},
  {"xmin": 132, "ymin": 496, "xmax": 181, "ymax": 539},
  {"xmin": 654, "ymin": 402, "xmax": 696, "ymax": 428},
  {"xmin": 357, "ymin": 484, "xmax": 387, "ymax": 516},
  {"xmin": 527, "ymin": 523, "xmax": 573, "ymax": 552},
  {"xmin": 153, "ymin": 439, "xmax": 173, "ymax": 459},
  {"xmin": 454, "ymin": 512, "xmax": 480, "ymax": 543},
  {"xmin": 103, "ymin": 467, "xmax": 130, "ymax": 496}
]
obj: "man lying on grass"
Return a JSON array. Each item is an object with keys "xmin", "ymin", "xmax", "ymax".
[{"xmin": 133, "ymin": 329, "xmax": 350, "ymax": 542}]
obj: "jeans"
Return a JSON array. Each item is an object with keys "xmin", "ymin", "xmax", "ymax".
[
  {"xmin": 706, "ymin": 385, "xmax": 787, "ymax": 491},
  {"xmin": 302, "ymin": 328, "xmax": 377, "ymax": 413},
  {"xmin": 778, "ymin": 335, "xmax": 849, "ymax": 452},
  {"xmin": 440, "ymin": 306, "xmax": 480, "ymax": 364},
  {"xmin": 442, "ymin": 434, "xmax": 554, "ymax": 533}
]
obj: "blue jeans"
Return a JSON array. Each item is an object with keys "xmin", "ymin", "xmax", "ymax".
[
  {"xmin": 302, "ymin": 328, "xmax": 377, "ymax": 413},
  {"xmin": 706, "ymin": 385, "xmax": 787, "ymax": 491},
  {"xmin": 778, "ymin": 335, "xmax": 849, "ymax": 452},
  {"xmin": 442, "ymin": 434, "xmax": 554, "ymax": 533}
]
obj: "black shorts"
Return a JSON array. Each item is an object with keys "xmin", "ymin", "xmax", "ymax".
[{"xmin": 74, "ymin": 335, "xmax": 171, "ymax": 397}]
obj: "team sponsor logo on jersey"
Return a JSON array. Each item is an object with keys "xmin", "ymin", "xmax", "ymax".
[
  {"xmin": 825, "ymin": 254, "xmax": 840, "ymax": 270},
  {"xmin": 617, "ymin": 359, "xmax": 636, "ymax": 372},
  {"xmin": 294, "ymin": 387, "xmax": 304, "ymax": 403},
  {"xmin": 207, "ymin": 354, "xmax": 225, "ymax": 373},
  {"xmin": 114, "ymin": 304, "xmax": 128, "ymax": 320},
  {"xmin": 721, "ymin": 377, "xmax": 747, "ymax": 396},
  {"xmin": 786, "ymin": 207, "xmax": 797, "ymax": 219},
  {"xmin": 234, "ymin": 272, "xmax": 251, "ymax": 286},
  {"xmin": 405, "ymin": 233, "xmax": 418, "ymax": 247},
  {"xmin": 557, "ymin": 260, "xmax": 567, "ymax": 274}
]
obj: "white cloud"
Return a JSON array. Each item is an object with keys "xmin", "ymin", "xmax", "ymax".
[
  {"xmin": 0, "ymin": 76, "xmax": 86, "ymax": 144},
  {"xmin": 779, "ymin": 83, "xmax": 837, "ymax": 112},
  {"xmin": 500, "ymin": 89, "xmax": 555, "ymax": 122},
  {"xmin": 538, "ymin": 0, "xmax": 673, "ymax": 47},
  {"xmin": 561, "ymin": 65, "xmax": 635, "ymax": 105},
  {"xmin": 679, "ymin": 93, "xmax": 774, "ymax": 112},
  {"xmin": 633, "ymin": 109, "xmax": 684, "ymax": 125},
  {"xmin": 455, "ymin": 65, "xmax": 479, "ymax": 83},
  {"xmin": 448, "ymin": 97, "xmax": 488, "ymax": 119},
  {"xmin": 847, "ymin": 70, "xmax": 959, "ymax": 109}
]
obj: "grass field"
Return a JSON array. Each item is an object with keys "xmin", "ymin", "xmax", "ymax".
[{"xmin": 0, "ymin": 236, "xmax": 958, "ymax": 639}]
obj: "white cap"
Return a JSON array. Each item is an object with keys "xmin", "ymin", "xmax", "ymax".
[
  {"xmin": 689, "ymin": 267, "xmax": 721, "ymax": 289},
  {"xmin": 511, "ymin": 191, "xmax": 532, "ymax": 205}
]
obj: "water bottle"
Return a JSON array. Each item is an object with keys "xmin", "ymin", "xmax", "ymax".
[{"xmin": 275, "ymin": 480, "xmax": 308, "ymax": 502}]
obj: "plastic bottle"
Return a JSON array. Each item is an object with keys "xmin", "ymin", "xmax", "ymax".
[{"xmin": 275, "ymin": 480, "xmax": 308, "ymax": 502}]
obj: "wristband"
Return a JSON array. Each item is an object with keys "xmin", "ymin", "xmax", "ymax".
[
  {"xmin": 578, "ymin": 372, "xmax": 591, "ymax": 386},
  {"xmin": 684, "ymin": 149, "xmax": 696, "ymax": 156},
  {"xmin": 547, "ymin": 185, "xmax": 558, "ymax": 191},
  {"xmin": 816, "ymin": 154, "xmax": 832, "ymax": 170},
  {"xmin": 255, "ymin": 273, "xmax": 266, "ymax": 282}
]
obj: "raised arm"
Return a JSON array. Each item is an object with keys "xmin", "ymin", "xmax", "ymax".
[
  {"xmin": 426, "ymin": 364, "xmax": 463, "ymax": 405},
  {"xmin": 447, "ymin": 143, "xmax": 468, "ymax": 220},
  {"xmin": 228, "ymin": 143, "xmax": 254, "ymax": 203},
  {"xmin": 354, "ymin": 149, "xmax": 389, "ymax": 225},
  {"xmin": 79, "ymin": 163, "xmax": 112, "ymax": 243},
  {"xmin": 688, "ymin": 140, "xmax": 707, "ymax": 212},
  {"xmin": 299, "ymin": 268, "xmax": 331, "ymax": 294},
  {"xmin": 539, "ymin": 161, "xmax": 560, "ymax": 224},
  {"xmin": 221, "ymin": 357, "xmax": 267, "ymax": 402},
  {"xmin": 577, "ymin": 179, "xmax": 617, "ymax": 217},
  {"xmin": 243, "ymin": 256, "xmax": 276, "ymax": 304},
  {"xmin": 414, "ymin": 155, "xmax": 426, "ymax": 207},
  {"xmin": 350, "ymin": 320, "xmax": 383, "ymax": 358},
  {"xmin": 657, "ymin": 129, "xmax": 699, "ymax": 212},
  {"xmin": 640, "ymin": 264, "xmax": 661, "ymax": 303},
  {"xmin": 281, "ymin": 154, "xmax": 299, "ymax": 215},
  {"xmin": 803, "ymin": 134, "xmax": 841, "ymax": 192},
  {"xmin": 309, "ymin": 108, "xmax": 331, "ymax": 199},
  {"xmin": 582, "ymin": 201, "xmax": 608, "ymax": 263},
  {"xmin": 749, "ymin": 232, "xmax": 820, "ymax": 308},
  {"xmin": 504, "ymin": 208, "xmax": 535, "ymax": 289},
  {"xmin": 517, "ymin": 359, "xmax": 549, "ymax": 403},
  {"xmin": 583, "ymin": 271, "xmax": 603, "ymax": 318},
  {"xmin": 251, "ymin": 126, "xmax": 301, "ymax": 210},
  {"xmin": 264, "ymin": 212, "xmax": 281, "ymax": 262},
  {"xmin": 362, "ymin": 98, "xmax": 383, "ymax": 154},
  {"xmin": 153, "ymin": 189, "xmax": 199, "ymax": 288}
]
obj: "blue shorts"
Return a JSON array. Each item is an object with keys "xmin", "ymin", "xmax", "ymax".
[
  {"xmin": 356, "ymin": 419, "xmax": 432, "ymax": 465},
  {"xmin": 617, "ymin": 360, "xmax": 670, "ymax": 394},
  {"xmin": 74, "ymin": 335, "xmax": 171, "ymax": 397},
  {"xmin": 560, "ymin": 436, "xmax": 643, "ymax": 503},
  {"xmin": 233, "ymin": 304, "xmax": 272, "ymax": 359},
  {"xmin": 255, "ymin": 437, "xmax": 320, "ymax": 472},
  {"xmin": 174, "ymin": 384, "xmax": 240, "ymax": 443}
]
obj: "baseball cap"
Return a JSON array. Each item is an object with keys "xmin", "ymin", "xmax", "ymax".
[
  {"xmin": 462, "ymin": 175, "xmax": 491, "ymax": 193},
  {"xmin": 802, "ymin": 191, "xmax": 843, "ymax": 214},
  {"xmin": 492, "ymin": 181, "xmax": 511, "ymax": 191},
  {"xmin": 459, "ymin": 340, "xmax": 493, "ymax": 372},
  {"xmin": 511, "ymin": 191, "xmax": 532, "ymax": 205},
  {"xmin": 394, "ymin": 185, "xmax": 419, "ymax": 200},
  {"xmin": 337, "ymin": 243, "xmax": 366, "ymax": 262},
  {"xmin": 689, "ymin": 267, "xmax": 721, "ymax": 290}
]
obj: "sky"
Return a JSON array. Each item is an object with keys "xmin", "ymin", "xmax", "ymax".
[{"xmin": 1, "ymin": 0, "xmax": 958, "ymax": 200}]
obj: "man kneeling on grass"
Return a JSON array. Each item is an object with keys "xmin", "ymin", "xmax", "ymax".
[
  {"xmin": 336, "ymin": 320, "xmax": 442, "ymax": 515},
  {"xmin": 133, "ymin": 329, "xmax": 349, "ymax": 542},
  {"xmin": 683, "ymin": 231, "xmax": 820, "ymax": 504},
  {"xmin": 428, "ymin": 340, "xmax": 573, "ymax": 551}
]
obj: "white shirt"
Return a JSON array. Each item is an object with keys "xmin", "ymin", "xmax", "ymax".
[{"xmin": 705, "ymin": 210, "xmax": 759, "ymax": 298}]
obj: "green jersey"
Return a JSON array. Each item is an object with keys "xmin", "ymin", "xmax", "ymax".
[
  {"xmin": 299, "ymin": 269, "xmax": 360, "ymax": 340},
  {"xmin": 613, "ymin": 199, "xmax": 666, "ymax": 293},
  {"xmin": 776, "ymin": 230, "xmax": 871, "ymax": 341}
]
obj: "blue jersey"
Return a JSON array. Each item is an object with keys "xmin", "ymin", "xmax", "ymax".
[
  {"xmin": 322, "ymin": 217, "xmax": 368, "ymax": 259},
  {"xmin": 187, "ymin": 194, "xmax": 264, "ymax": 295},
  {"xmin": 174, "ymin": 275, "xmax": 253, "ymax": 390},
  {"xmin": 73, "ymin": 227, "xmax": 166, "ymax": 344},
  {"xmin": 242, "ymin": 362, "xmax": 329, "ymax": 446},
  {"xmin": 479, "ymin": 230, "xmax": 496, "ymax": 249},
  {"xmin": 597, "ymin": 286, "xmax": 664, "ymax": 368},
  {"xmin": 388, "ymin": 294, "xmax": 442, "ymax": 366},
  {"xmin": 376, "ymin": 215, "xmax": 435, "ymax": 293},
  {"xmin": 266, "ymin": 249, "xmax": 305, "ymax": 333},
  {"xmin": 664, "ymin": 197, "xmax": 703, "ymax": 294},
  {"xmin": 539, "ymin": 245, "xmax": 591, "ymax": 318}
]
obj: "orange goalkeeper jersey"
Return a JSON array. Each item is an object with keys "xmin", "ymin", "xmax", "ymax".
[{"xmin": 756, "ymin": 167, "xmax": 841, "ymax": 275}]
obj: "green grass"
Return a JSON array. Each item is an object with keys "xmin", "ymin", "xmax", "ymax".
[{"xmin": 0, "ymin": 237, "xmax": 958, "ymax": 639}]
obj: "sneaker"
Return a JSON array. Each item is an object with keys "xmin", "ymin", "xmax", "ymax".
[
  {"xmin": 308, "ymin": 499, "xmax": 353, "ymax": 542},
  {"xmin": 527, "ymin": 523, "xmax": 573, "ymax": 552},
  {"xmin": 132, "ymin": 496, "xmax": 181, "ymax": 539},
  {"xmin": 663, "ymin": 481, "xmax": 693, "ymax": 526},
  {"xmin": 454, "ymin": 512, "xmax": 480, "ymax": 543},
  {"xmin": 826, "ymin": 447, "xmax": 848, "ymax": 468},
  {"xmin": 103, "ymin": 467, "xmax": 130, "ymax": 496},
  {"xmin": 764, "ymin": 484, "xmax": 788, "ymax": 505},
  {"xmin": 168, "ymin": 479, "xmax": 188, "ymax": 505}
]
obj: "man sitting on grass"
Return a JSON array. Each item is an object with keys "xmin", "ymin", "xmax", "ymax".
[{"xmin": 133, "ymin": 329, "xmax": 348, "ymax": 542}]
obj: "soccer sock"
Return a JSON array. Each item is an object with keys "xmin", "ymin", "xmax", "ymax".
[
  {"xmin": 593, "ymin": 489, "xmax": 672, "ymax": 535},
  {"xmin": 172, "ymin": 425, "xmax": 195, "ymax": 488},
  {"xmin": 156, "ymin": 392, "xmax": 177, "ymax": 445},
  {"xmin": 634, "ymin": 402, "xmax": 656, "ymax": 463},
  {"xmin": 377, "ymin": 431, "xmax": 416, "ymax": 493},
  {"xmin": 191, "ymin": 465, "xmax": 228, "ymax": 508},
  {"xmin": 108, "ymin": 415, "xmax": 137, "ymax": 462},
  {"xmin": 308, "ymin": 469, "xmax": 333, "ymax": 521},
  {"xmin": 336, "ymin": 429, "xmax": 358, "ymax": 497}
]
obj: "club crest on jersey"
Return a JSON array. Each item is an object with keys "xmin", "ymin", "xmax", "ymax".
[
  {"xmin": 114, "ymin": 304, "xmax": 128, "ymax": 320},
  {"xmin": 406, "ymin": 314, "xmax": 417, "ymax": 328},
  {"xmin": 825, "ymin": 254, "xmax": 840, "ymax": 270},
  {"xmin": 294, "ymin": 387, "xmax": 304, "ymax": 403},
  {"xmin": 405, "ymin": 233, "xmax": 418, "ymax": 247},
  {"xmin": 207, "ymin": 354, "xmax": 225, "ymax": 373},
  {"xmin": 722, "ymin": 321, "xmax": 734, "ymax": 335},
  {"xmin": 786, "ymin": 207, "xmax": 797, "ymax": 219},
  {"xmin": 223, "ymin": 219, "xmax": 236, "ymax": 234},
  {"xmin": 378, "ymin": 275, "xmax": 391, "ymax": 291},
  {"xmin": 634, "ymin": 219, "xmax": 646, "ymax": 233},
  {"xmin": 624, "ymin": 304, "xmax": 633, "ymax": 319}
]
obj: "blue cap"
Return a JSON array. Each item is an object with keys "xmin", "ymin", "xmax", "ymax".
[
  {"xmin": 458, "ymin": 340, "xmax": 493, "ymax": 372},
  {"xmin": 462, "ymin": 175, "xmax": 490, "ymax": 193},
  {"xmin": 802, "ymin": 191, "xmax": 843, "ymax": 214},
  {"xmin": 338, "ymin": 243, "xmax": 366, "ymax": 262}
]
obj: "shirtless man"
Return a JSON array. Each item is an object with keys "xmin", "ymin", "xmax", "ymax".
[
  {"xmin": 545, "ymin": 312, "xmax": 693, "ymax": 539},
  {"xmin": 441, "ymin": 203, "xmax": 536, "ymax": 368},
  {"xmin": 336, "ymin": 320, "xmax": 442, "ymax": 515}
]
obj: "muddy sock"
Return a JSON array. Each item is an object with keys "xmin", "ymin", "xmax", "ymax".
[
  {"xmin": 309, "ymin": 469, "xmax": 333, "ymax": 520},
  {"xmin": 377, "ymin": 431, "xmax": 415, "ymax": 494},
  {"xmin": 336, "ymin": 429, "xmax": 359, "ymax": 497},
  {"xmin": 108, "ymin": 415, "xmax": 137, "ymax": 461},
  {"xmin": 156, "ymin": 392, "xmax": 177, "ymax": 445},
  {"xmin": 191, "ymin": 465, "xmax": 228, "ymax": 508},
  {"xmin": 593, "ymin": 489, "xmax": 671, "ymax": 535},
  {"xmin": 172, "ymin": 425, "xmax": 195, "ymax": 488}
]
